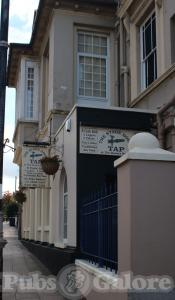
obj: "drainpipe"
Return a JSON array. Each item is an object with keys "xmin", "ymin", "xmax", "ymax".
[
  {"xmin": 114, "ymin": 19, "xmax": 120, "ymax": 106},
  {"xmin": 119, "ymin": 19, "xmax": 125, "ymax": 107},
  {"xmin": 119, "ymin": 19, "xmax": 124, "ymax": 67},
  {"xmin": 119, "ymin": 16, "xmax": 130, "ymax": 107},
  {"xmin": 121, "ymin": 65, "xmax": 129, "ymax": 107},
  {"xmin": 157, "ymin": 96, "xmax": 175, "ymax": 148}
]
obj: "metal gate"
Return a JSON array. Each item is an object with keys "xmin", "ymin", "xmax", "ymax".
[{"xmin": 80, "ymin": 184, "xmax": 118, "ymax": 272}]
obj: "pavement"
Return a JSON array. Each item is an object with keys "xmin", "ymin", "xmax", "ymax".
[
  {"xmin": 3, "ymin": 222, "xmax": 63, "ymax": 300},
  {"xmin": 4, "ymin": 223, "xmax": 174, "ymax": 300},
  {"xmin": 2, "ymin": 224, "xmax": 116, "ymax": 300}
]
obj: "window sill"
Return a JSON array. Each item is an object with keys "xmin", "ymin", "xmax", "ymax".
[
  {"xmin": 130, "ymin": 63, "xmax": 175, "ymax": 108},
  {"xmin": 75, "ymin": 259, "xmax": 118, "ymax": 285},
  {"xmin": 78, "ymin": 96, "xmax": 108, "ymax": 103},
  {"xmin": 77, "ymin": 97, "xmax": 109, "ymax": 109}
]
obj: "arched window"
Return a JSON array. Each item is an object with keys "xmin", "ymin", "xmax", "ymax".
[{"xmin": 63, "ymin": 176, "xmax": 68, "ymax": 242}]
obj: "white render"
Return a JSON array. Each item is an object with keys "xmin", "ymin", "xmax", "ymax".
[
  {"xmin": 22, "ymin": 107, "xmax": 78, "ymax": 247},
  {"xmin": 12, "ymin": 5, "xmax": 118, "ymax": 247},
  {"xmin": 9, "ymin": 0, "xmax": 175, "ymax": 250}
]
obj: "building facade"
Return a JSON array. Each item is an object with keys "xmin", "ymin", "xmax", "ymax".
[{"xmin": 7, "ymin": 0, "xmax": 175, "ymax": 280}]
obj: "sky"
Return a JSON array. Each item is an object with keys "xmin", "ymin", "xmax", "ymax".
[{"xmin": 1, "ymin": 0, "xmax": 39, "ymax": 193}]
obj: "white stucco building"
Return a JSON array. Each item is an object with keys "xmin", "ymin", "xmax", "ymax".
[{"xmin": 7, "ymin": 0, "xmax": 175, "ymax": 281}]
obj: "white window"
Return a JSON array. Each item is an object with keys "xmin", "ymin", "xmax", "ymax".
[
  {"xmin": 25, "ymin": 61, "xmax": 39, "ymax": 120},
  {"xmin": 77, "ymin": 31, "xmax": 108, "ymax": 100},
  {"xmin": 26, "ymin": 67, "xmax": 34, "ymax": 119},
  {"xmin": 63, "ymin": 176, "xmax": 68, "ymax": 242},
  {"xmin": 140, "ymin": 12, "xmax": 157, "ymax": 90}
]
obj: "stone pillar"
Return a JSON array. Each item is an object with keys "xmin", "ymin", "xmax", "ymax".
[
  {"xmin": 49, "ymin": 188, "xmax": 54, "ymax": 245},
  {"xmin": 34, "ymin": 189, "xmax": 38, "ymax": 241},
  {"xmin": 40, "ymin": 189, "xmax": 44, "ymax": 242},
  {"xmin": 115, "ymin": 133, "xmax": 175, "ymax": 293},
  {"xmin": 35, "ymin": 188, "xmax": 41, "ymax": 241},
  {"xmin": 29, "ymin": 189, "xmax": 35, "ymax": 240},
  {"xmin": 21, "ymin": 199, "xmax": 26, "ymax": 238}
]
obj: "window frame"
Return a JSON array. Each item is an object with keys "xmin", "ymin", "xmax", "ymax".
[
  {"xmin": 24, "ymin": 60, "xmax": 39, "ymax": 121},
  {"xmin": 140, "ymin": 11, "xmax": 157, "ymax": 90},
  {"xmin": 77, "ymin": 30, "xmax": 110, "ymax": 102},
  {"xmin": 26, "ymin": 66, "xmax": 34, "ymax": 119}
]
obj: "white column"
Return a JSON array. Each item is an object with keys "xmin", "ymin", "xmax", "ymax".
[
  {"xmin": 34, "ymin": 189, "xmax": 38, "ymax": 241},
  {"xmin": 29, "ymin": 189, "xmax": 35, "ymax": 240},
  {"xmin": 49, "ymin": 187, "xmax": 54, "ymax": 244},
  {"xmin": 22, "ymin": 199, "xmax": 27, "ymax": 238},
  {"xmin": 40, "ymin": 189, "xmax": 44, "ymax": 242}
]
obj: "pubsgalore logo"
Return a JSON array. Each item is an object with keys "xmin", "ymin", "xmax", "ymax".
[{"xmin": 2, "ymin": 265, "xmax": 174, "ymax": 299}]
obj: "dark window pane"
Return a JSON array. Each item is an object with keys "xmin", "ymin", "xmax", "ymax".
[
  {"xmin": 171, "ymin": 15, "xmax": 175, "ymax": 63},
  {"xmin": 145, "ymin": 18, "xmax": 151, "ymax": 29},
  {"xmin": 154, "ymin": 50, "xmax": 157, "ymax": 79},
  {"xmin": 145, "ymin": 23, "xmax": 152, "ymax": 56},
  {"xmin": 152, "ymin": 17, "xmax": 156, "ymax": 49},
  {"xmin": 64, "ymin": 177, "xmax": 67, "ymax": 193},
  {"xmin": 147, "ymin": 52, "xmax": 155, "ymax": 86}
]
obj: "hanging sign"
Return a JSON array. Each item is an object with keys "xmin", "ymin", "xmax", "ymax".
[
  {"xmin": 80, "ymin": 126, "xmax": 136, "ymax": 156},
  {"xmin": 21, "ymin": 146, "xmax": 49, "ymax": 188}
]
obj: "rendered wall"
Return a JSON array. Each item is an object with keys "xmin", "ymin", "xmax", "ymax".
[
  {"xmin": 118, "ymin": 159, "xmax": 175, "ymax": 279},
  {"xmin": 50, "ymin": 10, "xmax": 116, "ymax": 112}
]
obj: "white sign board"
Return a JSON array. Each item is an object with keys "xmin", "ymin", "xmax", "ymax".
[
  {"xmin": 80, "ymin": 126, "xmax": 136, "ymax": 156},
  {"xmin": 21, "ymin": 146, "xmax": 48, "ymax": 188}
]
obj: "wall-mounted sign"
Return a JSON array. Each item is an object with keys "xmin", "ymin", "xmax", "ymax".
[
  {"xmin": 21, "ymin": 146, "xmax": 49, "ymax": 188},
  {"xmin": 80, "ymin": 126, "xmax": 136, "ymax": 156}
]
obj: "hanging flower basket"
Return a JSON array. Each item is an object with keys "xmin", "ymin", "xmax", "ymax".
[
  {"xmin": 13, "ymin": 190, "xmax": 27, "ymax": 205},
  {"xmin": 40, "ymin": 155, "xmax": 61, "ymax": 175}
]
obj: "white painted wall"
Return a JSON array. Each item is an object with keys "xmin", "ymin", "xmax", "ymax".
[
  {"xmin": 36, "ymin": 9, "xmax": 116, "ymax": 129},
  {"xmin": 52, "ymin": 10, "xmax": 116, "ymax": 110},
  {"xmin": 22, "ymin": 109, "xmax": 77, "ymax": 248},
  {"xmin": 51, "ymin": 109, "xmax": 77, "ymax": 248}
]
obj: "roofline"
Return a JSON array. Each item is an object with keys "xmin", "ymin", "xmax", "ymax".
[
  {"xmin": 30, "ymin": 0, "xmax": 117, "ymax": 44},
  {"xmin": 29, "ymin": 0, "xmax": 48, "ymax": 46},
  {"xmin": 7, "ymin": 43, "xmax": 32, "ymax": 87}
]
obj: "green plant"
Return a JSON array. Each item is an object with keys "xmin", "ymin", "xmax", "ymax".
[
  {"xmin": 2, "ymin": 191, "xmax": 13, "ymax": 218},
  {"xmin": 13, "ymin": 190, "xmax": 27, "ymax": 204},
  {"xmin": 6, "ymin": 201, "xmax": 18, "ymax": 218}
]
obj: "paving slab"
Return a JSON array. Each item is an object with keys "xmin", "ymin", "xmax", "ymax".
[{"xmin": 2, "ymin": 223, "xmax": 63, "ymax": 300}]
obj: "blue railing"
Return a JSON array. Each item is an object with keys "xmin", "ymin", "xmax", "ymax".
[{"xmin": 80, "ymin": 184, "xmax": 118, "ymax": 272}]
